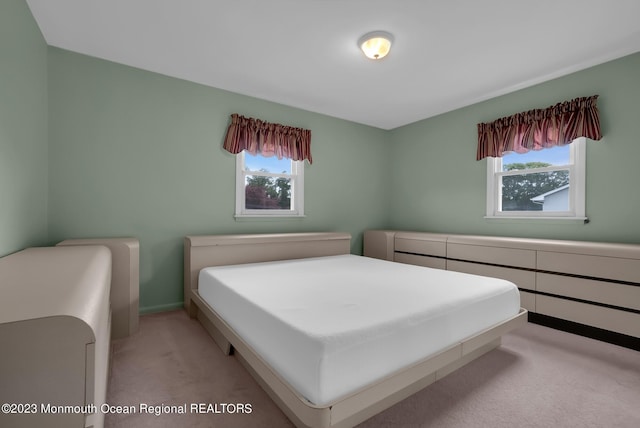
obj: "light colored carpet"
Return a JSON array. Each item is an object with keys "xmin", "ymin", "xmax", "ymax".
[{"xmin": 105, "ymin": 310, "xmax": 640, "ymax": 428}]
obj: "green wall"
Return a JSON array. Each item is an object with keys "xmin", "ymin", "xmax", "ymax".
[
  {"xmin": 389, "ymin": 53, "xmax": 640, "ymax": 244},
  {"xmin": 0, "ymin": 0, "xmax": 49, "ymax": 257},
  {"xmin": 47, "ymin": 48, "xmax": 390, "ymax": 313}
]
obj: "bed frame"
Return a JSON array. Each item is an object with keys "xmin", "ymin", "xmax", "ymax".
[{"xmin": 184, "ymin": 232, "xmax": 527, "ymax": 428}]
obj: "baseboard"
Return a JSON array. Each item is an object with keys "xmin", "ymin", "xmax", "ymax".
[
  {"xmin": 139, "ymin": 302, "xmax": 184, "ymax": 315},
  {"xmin": 528, "ymin": 312, "xmax": 640, "ymax": 351}
]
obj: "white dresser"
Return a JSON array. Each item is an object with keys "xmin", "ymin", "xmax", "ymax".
[
  {"xmin": 0, "ymin": 246, "xmax": 112, "ymax": 428},
  {"xmin": 364, "ymin": 230, "xmax": 640, "ymax": 350}
]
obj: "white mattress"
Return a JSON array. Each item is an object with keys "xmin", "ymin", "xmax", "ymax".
[{"xmin": 198, "ymin": 254, "xmax": 520, "ymax": 406}]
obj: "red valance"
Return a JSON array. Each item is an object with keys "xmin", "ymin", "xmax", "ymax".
[
  {"xmin": 223, "ymin": 114, "xmax": 312, "ymax": 164},
  {"xmin": 476, "ymin": 95, "xmax": 602, "ymax": 160}
]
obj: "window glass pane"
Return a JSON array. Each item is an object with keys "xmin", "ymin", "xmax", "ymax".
[
  {"xmin": 501, "ymin": 170, "xmax": 570, "ymax": 211},
  {"xmin": 502, "ymin": 145, "xmax": 570, "ymax": 171},
  {"xmin": 245, "ymin": 175, "xmax": 291, "ymax": 210},
  {"xmin": 244, "ymin": 152, "xmax": 291, "ymax": 174}
]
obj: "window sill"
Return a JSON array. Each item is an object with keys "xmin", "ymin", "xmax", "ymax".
[
  {"xmin": 484, "ymin": 216, "xmax": 589, "ymax": 224},
  {"xmin": 234, "ymin": 214, "xmax": 306, "ymax": 222}
]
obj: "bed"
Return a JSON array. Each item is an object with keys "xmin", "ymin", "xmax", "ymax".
[{"xmin": 184, "ymin": 232, "xmax": 527, "ymax": 428}]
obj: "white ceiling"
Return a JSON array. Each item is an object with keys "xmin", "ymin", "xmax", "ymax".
[{"xmin": 26, "ymin": 0, "xmax": 640, "ymax": 130}]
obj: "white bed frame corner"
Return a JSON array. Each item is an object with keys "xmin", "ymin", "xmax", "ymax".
[{"xmin": 183, "ymin": 232, "xmax": 527, "ymax": 428}]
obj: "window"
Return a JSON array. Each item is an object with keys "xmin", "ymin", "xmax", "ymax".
[
  {"xmin": 486, "ymin": 137, "xmax": 586, "ymax": 220},
  {"xmin": 235, "ymin": 151, "xmax": 304, "ymax": 217}
]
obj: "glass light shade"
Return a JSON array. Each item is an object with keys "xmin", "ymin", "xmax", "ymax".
[{"xmin": 358, "ymin": 31, "xmax": 394, "ymax": 60}]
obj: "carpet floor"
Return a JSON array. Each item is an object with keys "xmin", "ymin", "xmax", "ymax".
[{"xmin": 105, "ymin": 310, "xmax": 639, "ymax": 428}]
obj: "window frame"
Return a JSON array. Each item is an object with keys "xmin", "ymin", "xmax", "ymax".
[
  {"xmin": 485, "ymin": 137, "xmax": 587, "ymax": 220},
  {"xmin": 235, "ymin": 151, "xmax": 305, "ymax": 218}
]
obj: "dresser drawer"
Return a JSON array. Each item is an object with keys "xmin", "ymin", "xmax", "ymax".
[
  {"xmin": 447, "ymin": 260, "xmax": 535, "ymax": 291},
  {"xmin": 394, "ymin": 252, "xmax": 446, "ymax": 270},
  {"xmin": 519, "ymin": 290, "xmax": 536, "ymax": 312},
  {"xmin": 447, "ymin": 243, "xmax": 536, "ymax": 269},
  {"xmin": 537, "ymin": 272, "xmax": 640, "ymax": 311},
  {"xmin": 395, "ymin": 234, "xmax": 447, "ymax": 257},
  {"xmin": 536, "ymin": 295, "xmax": 640, "ymax": 337},
  {"xmin": 537, "ymin": 251, "xmax": 640, "ymax": 283}
]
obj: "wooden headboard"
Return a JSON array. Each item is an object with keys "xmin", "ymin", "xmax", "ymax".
[{"xmin": 183, "ymin": 232, "xmax": 351, "ymax": 314}]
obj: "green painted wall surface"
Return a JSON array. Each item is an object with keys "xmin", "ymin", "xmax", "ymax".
[
  {"xmin": 47, "ymin": 48, "xmax": 390, "ymax": 313},
  {"xmin": 0, "ymin": 0, "xmax": 49, "ymax": 256},
  {"xmin": 389, "ymin": 53, "xmax": 640, "ymax": 244}
]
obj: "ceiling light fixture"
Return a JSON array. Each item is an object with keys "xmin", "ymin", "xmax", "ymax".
[{"xmin": 358, "ymin": 31, "xmax": 394, "ymax": 60}]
